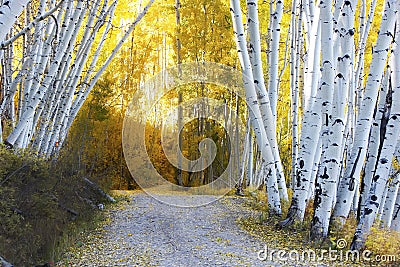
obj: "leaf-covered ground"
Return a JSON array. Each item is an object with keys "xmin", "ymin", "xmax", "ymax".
[
  {"xmin": 57, "ymin": 190, "xmax": 277, "ymax": 266},
  {"xmin": 57, "ymin": 190, "xmax": 375, "ymax": 266}
]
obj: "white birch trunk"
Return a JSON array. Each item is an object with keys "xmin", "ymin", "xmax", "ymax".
[
  {"xmin": 289, "ymin": 0, "xmax": 300, "ymax": 189},
  {"xmin": 247, "ymin": 130, "xmax": 254, "ymax": 187},
  {"xmin": 390, "ymin": 190, "xmax": 400, "ymax": 231},
  {"xmin": 176, "ymin": 0, "xmax": 183, "ymax": 186},
  {"xmin": 52, "ymin": 0, "xmax": 153, "ymax": 155},
  {"xmin": 246, "ymin": 0, "xmax": 288, "ymax": 202},
  {"xmin": 231, "ymin": 0, "xmax": 281, "ymax": 215},
  {"xmin": 279, "ymin": 2, "xmax": 326, "ymax": 227},
  {"xmin": 381, "ymin": 173, "xmax": 399, "ymax": 227},
  {"xmin": 280, "ymin": 104, "xmax": 323, "ymax": 224},
  {"xmin": 267, "ymin": 0, "xmax": 284, "ymax": 121},
  {"xmin": 255, "ymin": 156, "xmax": 263, "ymax": 188},
  {"xmin": 352, "ymin": 182, "xmax": 360, "ymax": 213},
  {"xmin": 334, "ymin": 0, "xmax": 397, "ymax": 227},
  {"xmin": 351, "ymin": 1, "xmax": 400, "ymax": 249},
  {"xmin": 353, "ymin": 0, "xmax": 378, "ymax": 114},
  {"xmin": 309, "ymin": 0, "xmax": 336, "ymax": 240},
  {"xmin": 303, "ymin": 7, "xmax": 321, "ymax": 110},
  {"xmin": 45, "ymin": 0, "xmax": 112, "ymax": 156},
  {"xmin": 357, "ymin": 71, "xmax": 389, "ymax": 219},
  {"xmin": 307, "ymin": 137, "xmax": 322, "ymax": 201},
  {"xmin": 377, "ymin": 185, "xmax": 388, "ymax": 221},
  {"xmin": 237, "ymin": 119, "xmax": 250, "ymax": 193},
  {"xmin": 0, "ymin": 0, "xmax": 63, "ymax": 48}
]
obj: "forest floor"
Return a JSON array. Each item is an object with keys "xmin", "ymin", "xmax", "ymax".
[{"xmin": 56, "ymin": 190, "xmax": 350, "ymax": 267}]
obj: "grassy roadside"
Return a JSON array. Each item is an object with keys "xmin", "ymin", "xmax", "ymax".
[
  {"xmin": 237, "ymin": 189, "xmax": 400, "ymax": 267},
  {"xmin": 0, "ymin": 146, "xmax": 120, "ymax": 266},
  {"xmin": 55, "ymin": 190, "xmax": 154, "ymax": 267},
  {"xmin": 51, "ymin": 209, "xmax": 106, "ymax": 265}
]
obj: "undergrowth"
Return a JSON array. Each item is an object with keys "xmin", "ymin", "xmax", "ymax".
[
  {"xmin": 238, "ymin": 188, "xmax": 400, "ymax": 266},
  {"xmin": 0, "ymin": 145, "xmax": 116, "ymax": 266}
]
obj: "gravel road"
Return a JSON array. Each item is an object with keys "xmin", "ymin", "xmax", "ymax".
[{"xmin": 58, "ymin": 191, "xmax": 280, "ymax": 267}]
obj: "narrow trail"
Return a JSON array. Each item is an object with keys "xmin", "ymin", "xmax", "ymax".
[{"xmin": 57, "ymin": 191, "xmax": 279, "ymax": 267}]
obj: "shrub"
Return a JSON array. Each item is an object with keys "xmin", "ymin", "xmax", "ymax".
[{"xmin": 0, "ymin": 146, "xmax": 112, "ymax": 266}]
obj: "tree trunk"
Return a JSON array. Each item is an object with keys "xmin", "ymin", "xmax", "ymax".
[
  {"xmin": 390, "ymin": 190, "xmax": 400, "ymax": 231},
  {"xmin": 230, "ymin": 0, "xmax": 281, "ymax": 215},
  {"xmin": 246, "ymin": 0, "xmax": 288, "ymax": 202},
  {"xmin": 333, "ymin": 0, "xmax": 397, "ymax": 228},
  {"xmin": 381, "ymin": 173, "xmax": 400, "ymax": 228},
  {"xmin": 309, "ymin": 0, "xmax": 336, "ymax": 240},
  {"xmin": 351, "ymin": 0, "xmax": 400, "ymax": 250}
]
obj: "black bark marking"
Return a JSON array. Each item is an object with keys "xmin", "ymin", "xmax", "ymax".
[
  {"xmin": 348, "ymin": 178, "xmax": 355, "ymax": 191},
  {"xmin": 321, "ymin": 167, "xmax": 329, "ymax": 179},
  {"xmin": 296, "ymin": 169, "xmax": 301, "ymax": 188},
  {"xmin": 299, "ymin": 160, "xmax": 304, "ymax": 168},
  {"xmin": 380, "ymin": 158, "xmax": 388, "ymax": 164},
  {"xmin": 393, "ymin": 205, "xmax": 400, "ymax": 220},
  {"xmin": 364, "ymin": 208, "xmax": 373, "ymax": 215},
  {"xmin": 333, "ymin": 119, "xmax": 343, "ymax": 125},
  {"xmin": 348, "ymin": 147, "xmax": 362, "ymax": 191},
  {"xmin": 314, "ymin": 183, "xmax": 322, "ymax": 209}
]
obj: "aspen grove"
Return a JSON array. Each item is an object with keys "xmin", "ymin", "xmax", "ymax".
[
  {"xmin": 0, "ymin": 0, "xmax": 154, "ymax": 155},
  {"xmin": 230, "ymin": 0, "xmax": 400, "ymax": 250},
  {"xmin": 0, "ymin": 0, "xmax": 400, "ymax": 252}
]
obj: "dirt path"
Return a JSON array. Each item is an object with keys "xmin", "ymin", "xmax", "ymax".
[{"xmin": 57, "ymin": 191, "xmax": 279, "ymax": 267}]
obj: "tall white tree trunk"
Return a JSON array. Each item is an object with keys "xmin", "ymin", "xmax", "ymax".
[
  {"xmin": 357, "ymin": 71, "xmax": 389, "ymax": 219},
  {"xmin": 289, "ymin": 0, "xmax": 300, "ymax": 189},
  {"xmin": 333, "ymin": 0, "xmax": 397, "ymax": 227},
  {"xmin": 247, "ymin": 131, "xmax": 254, "ymax": 187},
  {"xmin": 267, "ymin": 0, "xmax": 284, "ymax": 121},
  {"xmin": 309, "ymin": 0, "xmax": 336, "ymax": 240},
  {"xmin": 237, "ymin": 119, "xmax": 250, "ymax": 194},
  {"xmin": 353, "ymin": 0, "xmax": 378, "ymax": 114},
  {"xmin": 351, "ymin": 1, "xmax": 400, "ymax": 250},
  {"xmin": 381, "ymin": 173, "xmax": 400, "ymax": 227},
  {"xmin": 303, "ymin": 5, "xmax": 320, "ymax": 110},
  {"xmin": 391, "ymin": 190, "xmax": 400, "ymax": 231},
  {"xmin": 33, "ymin": 0, "xmax": 111, "ymax": 153},
  {"xmin": 246, "ymin": 0, "xmax": 288, "ymax": 202},
  {"xmin": 231, "ymin": 0, "xmax": 281, "ymax": 215},
  {"xmin": 307, "ymin": 137, "xmax": 322, "ymax": 201}
]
